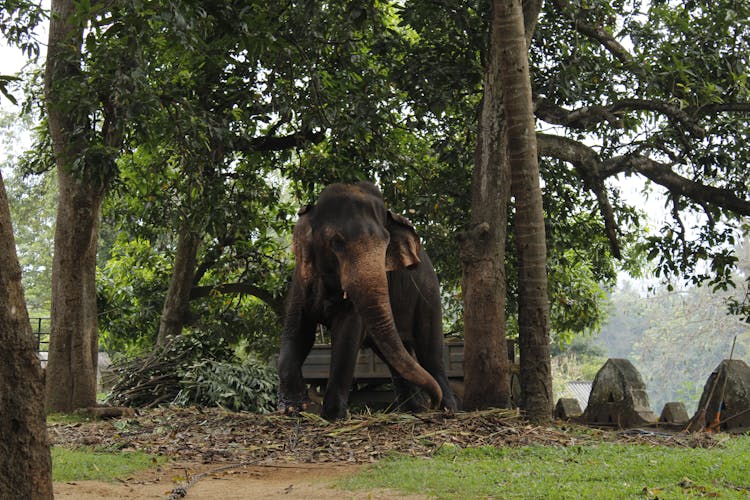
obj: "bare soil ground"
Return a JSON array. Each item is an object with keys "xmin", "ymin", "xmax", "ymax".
[
  {"xmin": 48, "ymin": 407, "xmax": 714, "ymax": 499},
  {"xmin": 53, "ymin": 461, "xmax": 424, "ymax": 499}
]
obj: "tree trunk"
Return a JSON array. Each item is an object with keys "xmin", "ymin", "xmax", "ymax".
[
  {"xmin": 0, "ymin": 172, "xmax": 53, "ymax": 499},
  {"xmin": 45, "ymin": 172, "xmax": 104, "ymax": 412},
  {"xmin": 156, "ymin": 227, "xmax": 201, "ymax": 345},
  {"xmin": 499, "ymin": 0, "xmax": 552, "ymax": 422},
  {"xmin": 44, "ymin": 0, "xmax": 108, "ymax": 412},
  {"xmin": 459, "ymin": 0, "xmax": 512, "ymax": 410}
]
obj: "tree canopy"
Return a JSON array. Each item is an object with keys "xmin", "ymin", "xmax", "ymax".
[{"xmin": 3, "ymin": 0, "xmax": 749, "ymax": 370}]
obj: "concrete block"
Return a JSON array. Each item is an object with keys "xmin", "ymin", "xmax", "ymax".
[{"xmin": 555, "ymin": 398, "xmax": 583, "ymax": 419}]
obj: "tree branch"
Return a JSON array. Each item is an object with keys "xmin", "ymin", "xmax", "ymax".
[
  {"xmin": 535, "ymin": 97, "xmax": 705, "ymax": 137},
  {"xmin": 538, "ymin": 133, "xmax": 750, "ymax": 217},
  {"xmin": 695, "ymin": 103, "xmax": 750, "ymax": 116},
  {"xmin": 232, "ymin": 129, "xmax": 325, "ymax": 154},
  {"xmin": 536, "ymin": 134, "xmax": 621, "ymax": 257},
  {"xmin": 601, "ymin": 154, "xmax": 750, "ymax": 216},
  {"xmin": 190, "ymin": 282, "xmax": 284, "ymax": 317},
  {"xmin": 550, "ymin": 0, "xmax": 645, "ymax": 79},
  {"xmin": 611, "ymin": 99, "xmax": 705, "ymax": 137}
]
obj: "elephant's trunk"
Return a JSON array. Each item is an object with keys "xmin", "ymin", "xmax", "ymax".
[{"xmin": 342, "ymin": 254, "xmax": 443, "ymax": 408}]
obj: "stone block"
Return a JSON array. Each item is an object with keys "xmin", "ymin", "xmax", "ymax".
[
  {"xmin": 659, "ymin": 402, "xmax": 689, "ymax": 424},
  {"xmin": 582, "ymin": 358, "xmax": 657, "ymax": 428},
  {"xmin": 555, "ymin": 398, "xmax": 583, "ymax": 419},
  {"xmin": 690, "ymin": 359, "xmax": 750, "ymax": 432}
]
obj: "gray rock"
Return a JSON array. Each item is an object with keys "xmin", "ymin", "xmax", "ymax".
[
  {"xmin": 583, "ymin": 358, "xmax": 657, "ymax": 427},
  {"xmin": 555, "ymin": 398, "xmax": 583, "ymax": 419},
  {"xmin": 659, "ymin": 402, "xmax": 689, "ymax": 424},
  {"xmin": 690, "ymin": 359, "xmax": 750, "ymax": 432}
]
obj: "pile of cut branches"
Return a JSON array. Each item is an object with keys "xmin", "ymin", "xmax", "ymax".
[{"xmin": 106, "ymin": 332, "xmax": 233, "ymax": 408}]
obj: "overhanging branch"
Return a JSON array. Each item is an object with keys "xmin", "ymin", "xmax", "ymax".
[
  {"xmin": 537, "ymin": 134, "xmax": 621, "ymax": 257},
  {"xmin": 601, "ymin": 154, "xmax": 750, "ymax": 216},
  {"xmin": 233, "ymin": 129, "xmax": 325, "ymax": 154},
  {"xmin": 190, "ymin": 282, "xmax": 284, "ymax": 317}
]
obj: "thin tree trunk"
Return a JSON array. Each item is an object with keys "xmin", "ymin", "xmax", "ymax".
[
  {"xmin": 459, "ymin": 0, "xmax": 512, "ymax": 410},
  {"xmin": 156, "ymin": 227, "xmax": 201, "ymax": 345},
  {"xmin": 0, "ymin": 172, "xmax": 53, "ymax": 499},
  {"xmin": 499, "ymin": 0, "xmax": 552, "ymax": 422}
]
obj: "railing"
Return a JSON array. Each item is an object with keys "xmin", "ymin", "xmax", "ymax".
[{"xmin": 30, "ymin": 317, "xmax": 50, "ymax": 354}]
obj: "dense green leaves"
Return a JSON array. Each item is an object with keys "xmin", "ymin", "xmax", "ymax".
[
  {"xmin": 174, "ymin": 354, "xmax": 278, "ymax": 413},
  {"xmin": 5, "ymin": 0, "xmax": 750, "ymax": 361}
]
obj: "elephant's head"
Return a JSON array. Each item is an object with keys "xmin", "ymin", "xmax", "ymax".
[{"xmin": 293, "ymin": 181, "xmax": 442, "ymax": 407}]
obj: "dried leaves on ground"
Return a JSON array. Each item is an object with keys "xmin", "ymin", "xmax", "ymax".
[{"xmin": 48, "ymin": 407, "xmax": 719, "ymax": 466}]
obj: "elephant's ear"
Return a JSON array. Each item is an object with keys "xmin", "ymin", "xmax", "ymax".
[
  {"xmin": 293, "ymin": 205, "xmax": 315, "ymax": 284},
  {"xmin": 385, "ymin": 211, "xmax": 421, "ymax": 271}
]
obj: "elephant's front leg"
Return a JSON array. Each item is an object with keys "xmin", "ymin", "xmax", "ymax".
[
  {"xmin": 322, "ymin": 309, "xmax": 364, "ymax": 421},
  {"xmin": 277, "ymin": 288, "xmax": 316, "ymax": 414},
  {"xmin": 277, "ymin": 325, "xmax": 315, "ymax": 413}
]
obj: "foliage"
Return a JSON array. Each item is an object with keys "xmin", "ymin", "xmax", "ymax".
[
  {"xmin": 174, "ymin": 354, "xmax": 278, "ymax": 413},
  {"xmin": 4, "ymin": 0, "xmax": 750, "ymax": 362},
  {"xmin": 97, "ymin": 236, "xmax": 171, "ymax": 354},
  {"xmin": 551, "ymin": 336, "xmax": 607, "ymax": 403},
  {"xmin": 1, "ymin": 111, "xmax": 54, "ymax": 315},
  {"xmin": 0, "ymin": 0, "xmax": 46, "ymax": 104},
  {"xmin": 106, "ymin": 330, "xmax": 277, "ymax": 412},
  {"xmin": 341, "ymin": 437, "xmax": 750, "ymax": 499},
  {"xmin": 51, "ymin": 447, "xmax": 162, "ymax": 482},
  {"xmin": 632, "ymin": 287, "xmax": 750, "ymax": 414}
]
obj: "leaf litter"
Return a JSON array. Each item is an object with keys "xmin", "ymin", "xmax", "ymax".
[{"xmin": 48, "ymin": 406, "xmax": 719, "ymax": 466}]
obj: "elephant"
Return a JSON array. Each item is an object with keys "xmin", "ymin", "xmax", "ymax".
[{"xmin": 277, "ymin": 181, "xmax": 459, "ymax": 421}]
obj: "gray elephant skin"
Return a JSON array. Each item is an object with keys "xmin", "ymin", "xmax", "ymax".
[{"xmin": 277, "ymin": 181, "xmax": 458, "ymax": 421}]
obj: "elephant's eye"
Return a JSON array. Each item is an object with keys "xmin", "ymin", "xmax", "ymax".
[{"xmin": 330, "ymin": 234, "xmax": 346, "ymax": 253}]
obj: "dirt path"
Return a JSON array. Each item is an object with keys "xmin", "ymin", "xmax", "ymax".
[
  {"xmin": 49, "ymin": 407, "xmax": 710, "ymax": 499},
  {"xmin": 53, "ymin": 461, "xmax": 426, "ymax": 499}
]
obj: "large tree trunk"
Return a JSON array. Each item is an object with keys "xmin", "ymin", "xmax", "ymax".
[
  {"xmin": 46, "ymin": 172, "xmax": 104, "ymax": 412},
  {"xmin": 44, "ymin": 0, "xmax": 110, "ymax": 412},
  {"xmin": 156, "ymin": 227, "xmax": 201, "ymax": 345},
  {"xmin": 0, "ymin": 173, "xmax": 53, "ymax": 499},
  {"xmin": 459, "ymin": 0, "xmax": 512, "ymax": 410},
  {"xmin": 499, "ymin": 0, "xmax": 552, "ymax": 422}
]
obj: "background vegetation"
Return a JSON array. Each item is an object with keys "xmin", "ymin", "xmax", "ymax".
[{"xmin": 1, "ymin": 0, "xmax": 749, "ymax": 411}]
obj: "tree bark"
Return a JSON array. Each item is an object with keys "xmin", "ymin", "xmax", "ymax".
[
  {"xmin": 459, "ymin": 0, "xmax": 512, "ymax": 410},
  {"xmin": 44, "ymin": 0, "xmax": 109, "ymax": 412},
  {"xmin": 0, "ymin": 172, "xmax": 53, "ymax": 499},
  {"xmin": 46, "ymin": 172, "xmax": 104, "ymax": 411},
  {"xmin": 499, "ymin": 0, "xmax": 552, "ymax": 422},
  {"xmin": 156, "ymin": 227, "xmax": 201, "ymax": 345}
]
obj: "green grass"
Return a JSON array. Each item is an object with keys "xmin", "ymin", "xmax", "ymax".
[
  {"xmin": 52, "ymin": 447, "xmax": 163, "ymax": 482},
  {"xmin": 340, "ymin": 436, "xmax": 750, "ymax": 499},
  {"xmin": 47, "ymin": 413, "xmax": 96, "ymax": 425}
]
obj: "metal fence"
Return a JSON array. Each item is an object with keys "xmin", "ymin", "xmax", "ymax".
[{"xmin": 31, "ymin": 317, "xmax": 50, "ymax": 354}]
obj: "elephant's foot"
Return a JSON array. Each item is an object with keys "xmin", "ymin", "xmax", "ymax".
[
  {"xmin": 277, "ymin": 392, "xmax": 313, "ymax": 415},
  {"xmin": 321, "ymin": 393, "xmax": 350, "ymax": 421}
]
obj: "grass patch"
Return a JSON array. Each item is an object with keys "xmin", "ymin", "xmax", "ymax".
[
  {"xmin": 52, "ymin": 447, "xmax": 163, "ymax": 482},
  {"xmin": 47, "ymin": 413, "xmax": 95, "ymax": 425},
  {"xmin": 340, "ymin": 435, "xmax": 750, "ymax": 499}
]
